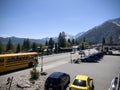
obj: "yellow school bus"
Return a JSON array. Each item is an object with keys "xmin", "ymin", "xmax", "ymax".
[{"xmin": 0, "ymin": 52, "xmax": 38, "ymax": 73}]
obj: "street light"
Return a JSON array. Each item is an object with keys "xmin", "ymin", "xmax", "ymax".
[
  {"xmin": 37, "ymin": 47, "xmax": 47, "ymax": 75},
  {"xmin": 70, "ymin": 52, "xmax": 74, "ymax": 63},
  {"xmin": 41, "ymin": 53, "xmax": 43, "ymax": 72}
]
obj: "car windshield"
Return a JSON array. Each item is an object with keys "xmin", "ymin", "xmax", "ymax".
[{"xmin": 73, "ymin": 79, "xmax": 86, "ymax": 87}]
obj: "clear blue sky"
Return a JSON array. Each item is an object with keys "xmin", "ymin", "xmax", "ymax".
[{"xmin": 0, "ymin": 0, "xmax": 120, "ymax": 39}]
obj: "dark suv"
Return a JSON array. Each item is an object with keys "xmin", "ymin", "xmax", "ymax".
[{"xmin": 45, "ymin": 72, "xmax": 70, "ymax": 90}]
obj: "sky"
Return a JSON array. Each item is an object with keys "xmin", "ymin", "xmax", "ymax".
[{"xmin": 0, "ymin": 0, "xmax": 120, "ymax": 39}]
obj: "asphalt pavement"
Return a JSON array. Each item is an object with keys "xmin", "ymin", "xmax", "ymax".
[{"xmin": 41, "ymin": 50, "xmax": 120, "ymax": 90}]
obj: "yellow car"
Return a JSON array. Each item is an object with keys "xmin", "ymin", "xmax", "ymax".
[{"xmin": 69, "ymin": 75, "xmax": 94, "ymax": 90}]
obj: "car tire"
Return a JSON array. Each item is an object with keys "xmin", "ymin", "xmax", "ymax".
[
  {"xmin": 28, "ymin": 62, "xmax": 33, "ymax": 67},
  {"xmin": 92, "ymin": 84, "xmax": 94, "ymax": 90}
]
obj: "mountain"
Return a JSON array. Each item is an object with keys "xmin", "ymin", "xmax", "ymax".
[
  {"xmin": 1, "ymin": 17, "xmax": 120, "ymax": 44},
  {"xmin": 77, "ymin": 17, "xmax": 120, "ymax": 43},
  {"xmin": 0, "ymin": 32, "xmax": 82, "ymax": 45},
  {"xmin": 75, "ymin": 32, "xmax": 85, "ymax": 39},
  {"xmin": 0, "ymin": 36, "xmax": 58, "ymax": 45},
  {"xmin": 0, "ymin": 36, "xmax": 46, "ymax": 44}
]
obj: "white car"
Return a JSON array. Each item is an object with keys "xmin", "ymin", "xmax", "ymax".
[{"xmin": 108, "ymin": 77, "xmax": 119, "ymax": 90}]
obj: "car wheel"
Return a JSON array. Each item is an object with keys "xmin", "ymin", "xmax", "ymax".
[{"xmin": 92, "ymin": 84, "xmax": 94, "ymax": 90}]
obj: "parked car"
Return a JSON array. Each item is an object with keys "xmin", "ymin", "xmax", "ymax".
[
  {"xmin": 108, "ymin": 77, "xmax": 119, "ymax": 90},
  {"xmin": 73, "ymin": 58, "xmax": 81, "ymax": 64},
  {"xmin": 104, "ymin": 50, "xmax": 113, "ymax": 55},
  {"xmin": 79, "ymin": 50, "xmax": 86, "ymax": 57},
  {"xmin": 93, "ymin": 52, "xmax": 104, "ymax": 60},
  {"xmin": 45, "ymin": 72, "xmax": 70, "ymax": 90},
  {"xmin": 80, "ymin": 54, "xmax": 98, "ymax": 62},
  {"xmin": 69, "ymin": 75, "xmax": 94, "ymax": 90}
]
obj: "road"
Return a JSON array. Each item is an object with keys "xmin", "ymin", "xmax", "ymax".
[{"xmin": 0, "ymin": 49, "xmax": 120, "ymax": 90}]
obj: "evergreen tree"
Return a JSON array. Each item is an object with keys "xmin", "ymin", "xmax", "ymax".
[
  {"xmin": 6, "ymin": 38, "xmax": 13, "ymax": 51},
  {"xmin": 54, "ymin": 43, "xmax": 58, "ymax": 53},
  {"xmin": 32, "ymin": 42, "xmax": 37, "ymax": 52},
  {"xmin": 81, "ymin": 42, "xmax": 85, "ymax": 50},
  {"xmin": 22, "ymin": 39, "xmax": 26, "ymax": 51},
  {"xmin": 0, "ymin": 40, "xmax": 3, "ymax": 54},
  {"xmin": 109, "ymin": 36, "xmax": 113, "ymax": 44},
  {"xmin": 16, "ymin": 43, "xmax": 21, "ymax": 53},
  {"xmin": 45, "ymin": 40, "xmax": 48, "ymax": 46},
  {"xmin": 75, "ymin": 40, "xmax": 79, "ymax": 45},
  {"xmin": 83, "ymin": 37, "xmax": 86, "ymax": 42},
  {"xmin": 26, "ymin": 38, "xmax": 30, "ymax": 50},
  {"xmin": 58, "ymin": 32, "xmax": 66, "ymax": 48},
  {"xmin": 68, "ymin": 39, "xmax": 71, "ymax": 44},
  {"xmin": 48, "ymin": 38, "xmax": 54, "ymax": 50},
  {"xmin": 72, "ymin": 39, "xmax": 75, "ymax": 45},
  {"xmin": 102, "ymin": 37, "xmax": 106, "ymax": 45},
  {"xmin": 22, "ymin": 39, "xmax": 30, "ymax": 51}
]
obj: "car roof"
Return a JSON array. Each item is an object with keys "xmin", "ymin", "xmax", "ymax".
[
  {"xmin": 75, "ymin": 75, "xmax": 88, "ymax": 80},
  {"xmin": 49, "ymin": 72, "xmax": 65, "ymax": 79}
]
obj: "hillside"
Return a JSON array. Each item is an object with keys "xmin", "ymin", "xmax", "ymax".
[
  {"xmin": 77, "ymin": 17, "xmax": 120, "ymax": 43},
  {"xmin": 1, "ymin": 17, "xmax": 120, "ymax": 44},
  {"xmin": 0, "ymin": 37, "xmax": 46, "ymax": 44}
]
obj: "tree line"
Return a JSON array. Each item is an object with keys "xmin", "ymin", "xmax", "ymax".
[
  {"xmin": 0, "ymin": 32, "xmax": 115, "ymax": 54},
  {"xmin": 0, "ymin": 32, "xmax": 79, "ymax": 54}
]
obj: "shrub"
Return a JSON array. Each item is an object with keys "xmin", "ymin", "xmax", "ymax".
[{"xmin": 30, "ymin": 67, "xmax": 40, "ymax": 80}]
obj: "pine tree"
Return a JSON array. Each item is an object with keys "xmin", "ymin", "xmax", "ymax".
[
  {"xmin": 83, "ymin": 37, "xmax": 86, "ymax": 42},
  {"xmin": 72, "ymin": 39, "xmax": 75, "ymax": 45},
  {"xmin": 48, "ymin": 38, "xmax": 54, "ymax": 50},
  {"xmin": 102, "ymin": 37, "xmax": 106, "ymax": 45},
  {"xmin": 22, "ymin": 39, "xmax": 26, "ymax": 51},
  {"xmin": 22, "ymin": 39, "xmax": 30, "ymax": 51},
  {"xmin": 45, "ymin": 40, "xmax": 48, "ymax": 46},
  {"xmin": 6, "ymin": 38, "xmax": 13, "ymax": 51},
  {"xmin": 58, "ymin": 32, "xmax": 66, "ymax": 48},
  {"xmin": 68, "ymin": 39, "xmax": 71, "ymax": 44},
  {"xmin": 26, "ymin": 38, "xmax": 30, "ymax": 50},
  {"xmin": 54, "ymin": 43, "xmax": 58, "ymax": 53},
  {"xmin": 75, "ymin": 40, "xmax": 79, "ymax": 45},
  {"xmin": 0, "ymin": 40, "xmax": 3, "ymax": 54},
  {"xmin": 16, "ymin": 43, "xmax": 21, "ymax": 53},
  {"xmin": 32, "ymin": 42, "xmax": 37, "ymax": 52},
  {"xmin": 109, "ymin": 36, "xmax": 113, "ymax": 44}
]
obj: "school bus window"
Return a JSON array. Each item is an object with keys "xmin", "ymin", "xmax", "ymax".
[
  {"xmin": 7, "ymin": 58, "xmax": 11, "ymax": 62},
  {"xmin": 21, "ymin": 56, "xmax": 24, "ymax": 60},
  {"xmin": 29, "ymin": 56, "xmax": 33, "ymax": 59},
  {"xmin": 24, "ymin": 56, "xmax": 27, "ymax": 60},
  {"xmin": 16, "ymin": 57, "xmax": 19, "ymax": 61},
  {"xmin": 11, "ymin": 57, "xmax": 15, "ymax": 61},
  {"xmin": 7, "ymin": 58, "xmax": 14, "ymax": 62},
  {"xmin": 14, "ymin": 57, "xmax": 18, "ymax": 61},
  {"xmin": 0, "ymin": 58, "xmax": 4, "ymax": 63}
]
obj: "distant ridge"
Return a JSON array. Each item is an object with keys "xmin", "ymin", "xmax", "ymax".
[
  {"xmin": 77, "ymin": 17, "xmax": 120, "ymax": 43},
  {"xmin": 1, "ymin": 17, "xmax": 120, "ymax": 44},
  {"xmin": 0, "ymin": 36, "xmax": 46, "ymax": 44}
]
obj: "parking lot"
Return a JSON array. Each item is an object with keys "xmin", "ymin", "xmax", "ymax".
[
  {"xmin": 0, "ymin": 49, "xmax": 120, "ymax": 90},
  {"xmin": 44, "ymin": 55, "xmax": 120, "ymax": 90}
]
